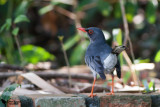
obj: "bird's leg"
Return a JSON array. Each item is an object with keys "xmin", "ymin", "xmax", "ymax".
[
  {"xmin": 106, "ymin": 75, "xmax": 114, "ymax": 95},
  {"xmin": 89, "ymin": 77, "xmax": 97, "ymax": 98}
]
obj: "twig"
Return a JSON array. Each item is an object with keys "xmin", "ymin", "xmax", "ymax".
[
  {"xmin": 119, "ymin": 0, "xmax": 140, "ymax": 86},
  {"xmin": 73, "ymin": 0, "xmax": 86, "ymax": 41},
  {"xmin": 119, "ymin": 0, "xmax": 135, "ymax": 63},
  {"xmin": 12, "ymin": 24, "xmax": 24, "ymax": 66},
  {"xmin": 81, "ymin": 2, "xmax": 97, "ymax": 11},
  {"xmin": 122, "ymin": 51, "xmax": 138, "ymax": 85},
  {"xmin": 54, "ymin": 6, "xmax": 76, "ymax": 20},
  {"xmin": 58, "ymin": 36, "xmax": 72, "ymax": 88},
  {"xmin": 14, "ymin": 36, "xmax": 23, "ymax": 64}
]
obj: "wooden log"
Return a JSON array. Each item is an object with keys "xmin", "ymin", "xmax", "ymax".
[{"xmin": 0, "ymin": 71, "xmax": 94, "ymax": 80}]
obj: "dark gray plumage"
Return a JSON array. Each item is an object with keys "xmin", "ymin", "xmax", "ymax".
[
  {"xmin": 77, "ymin": 27, "xmax": 126, "ymax": 97},
  {"xmin": 83, "ymin": 27, "xmax": 125, "ymax": 79}
]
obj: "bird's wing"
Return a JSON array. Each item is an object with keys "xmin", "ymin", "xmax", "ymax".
[
  {"xmin": 85, "ymin": 56, "xmax": 106, "ymax": 79},
  {"xmin": 115, "ymin": 60, "xmax": 121, "ymax": 78}
]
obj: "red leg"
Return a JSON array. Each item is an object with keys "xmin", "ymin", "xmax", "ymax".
[
  {"xmin": 106, "ymin": 75, "xmax": 114, "ymax": 95},
  {"xmin": 89, "ymin": 78, "xmax": 97, "ymax": 98}
]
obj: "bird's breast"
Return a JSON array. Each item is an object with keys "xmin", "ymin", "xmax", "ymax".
[{"xmin": 103, "ymin": 53, "xmax": 117, "ymax": 73}]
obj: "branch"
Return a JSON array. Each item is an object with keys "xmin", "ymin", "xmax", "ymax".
[
  {"xmin": 0, "ymin": 64, "xmax": 25, "ymax": 71},
  {"xmin": 119, "ymin": 0, "xmax": 140, "ymax": 86},
  {"xmin": 0, "ymin": 71, "xmax": 94, "ymax": 80},
  {"xmin": 54, "ymin": 6, "xmax": 76, "ymax": 20}
]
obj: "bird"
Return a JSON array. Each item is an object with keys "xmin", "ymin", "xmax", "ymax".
[{"xmin": 77, "ymin": 27, "xmax": 126, "ymax": 98}]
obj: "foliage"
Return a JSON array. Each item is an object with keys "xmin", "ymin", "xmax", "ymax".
[
  {"xmin": 142, "ymin": 79, "xmax": 156, "ymax": 93},
  {"xmin": 14, "ymin": 15, "xmax": 30, "ymax": 24},
  {"xmin": 146, "ymin": 1, "xmax": 157, "ymax": 24},
  {"xmin": 69, "ymin": 41, "xmax": 89, "ymax": 65},
  {"xmin": 0, "ymin": 83, "xmax": 20, "ymax": 106},
  {"xmin": 112, "ymin": 28, "xmax": 124, "ymax": 66},
  {"xmin": 21, "ymin": 45, "xmax": 55, "ymax": 64},
  {"xmin": 134, "ymin": 58, "xmax": 150, "ymax": 64},
  {"xmin": 64, "ymin": 34, "xmax": 81, "ymax": 51},
  {"xmin": 0, "ymin": 0, "xmax": 160, "ymax": 66},
  {"xmin": 154, "ymin": 50, "xmax": 160, "ymax": 63},
  {"xmin": 125, "ymin": 1, "xmax": 137, "ymax": 23},
  {"xmin": 97, "ymin": 0, "xmax": 112, "ymax": 17}
]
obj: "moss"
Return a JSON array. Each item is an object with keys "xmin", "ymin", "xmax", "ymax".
[{"xmin": 18, "ymin": 96, "xmax": 34, "ymax": 107}]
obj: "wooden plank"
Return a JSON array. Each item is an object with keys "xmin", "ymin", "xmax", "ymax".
[{"xmin": 21, "ymin": 73, "xmax": 64, "ymax": 94}]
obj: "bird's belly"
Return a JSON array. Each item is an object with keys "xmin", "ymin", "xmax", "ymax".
[{"xmin": 103, "ymin": 54, "xmax": 117, "ymax": 73}]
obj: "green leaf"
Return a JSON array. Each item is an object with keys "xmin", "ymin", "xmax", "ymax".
[
  {"xmin": 134, "ymin": 58, "xmax": 150, "ymax": 64},
  {"xmin": 0, "ymin": 100, "xmax": 5, "ymax": 107},
  {"xmin": 97, "ymin": 0, "xmax": 112, "ymax": 17},
  {"xmin": 70, "ymin": 41, "xmax": 89, "ymax": 65},
  {"xmin": 58, "ymin": 36, "xmax": 64, "ymax": 42},
  {"xmin": 51, "ymin": 0, "xmax": 72, "ymax": 5},
  {"xmin": 64, "ymin": 34, "xmax": 81, "ymax": 51},
  {"xmin": 153, "ymin": 81, "xmax": 155, "ymax": 91},
  {"xmin": 125, "ymin": 1, "xmax": 137, "ymax": 23},
  {"xmin": 148, "ymin": 81, "xmax": 153, "ymax": 89},
  {"xmin": 14, "ymin": 15, "xmax": 29, "ymax": 24},
  {"xmin": 76, "ymin": 0, "xmax": 92, "ymax": 11},
  {"xmin": 112, "ymin": 28, "xmax": 122, "ymax": 45},
  {"xmin": 112, "ymin": 28, "xmax": 123, "ymax": 65},
  {"xmin": 142, "ymin": 79, "xmax": 150, "ymax": 92},
  {"xmin": 21, "ymin": 45, "xmax": 55, "ymax": 64},
  {"xmin": 0, "ymin": 18, "xmax": 12, "ymax": 32},
  {"xmin": 0, "ymin": 0, "xmax": 7, "ymax": 5},
  {"xmin": 1, "ymin": 91, "xmax": 12, "ymax": 102},
  {"xmin": 4, "ymin": 84, "xmax": 20, "ymax": 92},
  {"xmin": 12, "ymin": 27, "xmax": 19, "ymax": 36},
  {"xmin": 146, "ymin": 1, "xmax": 157, "ymax": 24},
  {"xmin": 123, "ymin": 72, "xmax": 131, "ymax": 84},
  {"xmin": 113, "ymin": 3, "xmax": 121, "ymax": 19},
  {"xmin": 155, "ymin": 50, "xmax": 160, "ymax": 62},
  {"xmin": 39, "ymin": 4, "xmax": 53, "ymax": 15},
  {"xmin": 14, "ymin": 1, "xmax": 29, "ymax": 16}
]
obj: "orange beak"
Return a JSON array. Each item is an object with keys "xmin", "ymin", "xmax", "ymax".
[{"xmin": 77, "ymin": 27, "xmax": 86, "ymax": 32}]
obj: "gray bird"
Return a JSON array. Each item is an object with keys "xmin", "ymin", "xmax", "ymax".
[{"xmin": 77, "ymin": 27, "xmax": 126, "ymax": 98}]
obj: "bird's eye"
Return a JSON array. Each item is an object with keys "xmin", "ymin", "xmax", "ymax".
[{"xmin": 88, "ymin": 30, "xmax": 94, "ymax": 35}]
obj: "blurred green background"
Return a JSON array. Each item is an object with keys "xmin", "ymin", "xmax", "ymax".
[{"xmin": 0, "ymin": 0, "xmax": 160, "ymax": 67}]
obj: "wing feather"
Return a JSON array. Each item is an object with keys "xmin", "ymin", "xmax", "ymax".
[{"xmin": 85, "ymin": 56, "xmax": 106, "ymax": 79}]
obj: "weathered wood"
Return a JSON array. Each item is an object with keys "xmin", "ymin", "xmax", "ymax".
[
  {"xmin": 0, "ymin": 64, "xmax": 25, "ymax": 71},
  {"xmin": 0, "ymin": 71, "xmax": 94, "ymax": 80},
  {"xmin": 21, "ymin": 73, "xmax": 64, "ymax": 94}
]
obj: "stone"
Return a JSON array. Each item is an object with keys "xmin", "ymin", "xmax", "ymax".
[
  {"xmin": 151, "ymin": 94, "xmax": 160, "ymax": 107},
  {"xmin": 77, "ymin": 94, "xmax": 100, "ymax": 107},
  {"xmin": 18, "ymin": 96, "xmax": 34, "ymax": 107},
  {"xmin": 35, "ymin": 96, "xmax": 86, "ymax": 107}
]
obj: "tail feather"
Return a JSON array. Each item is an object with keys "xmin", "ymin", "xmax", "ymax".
[
  {"xmin": 112, "ymin": 46, "xmax": 126, "ymax": 55},
  {"xmin": 98, "ymin": 72, "xmax": 106, "ymax": 80}
]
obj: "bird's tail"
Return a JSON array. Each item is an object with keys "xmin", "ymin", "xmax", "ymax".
[
  {"xmin": 112, "ymin": 46, "xmax": 126, "ymax": 55},
  {"xmin": 98, "ymin": 72, "xmax": 106, "ymax": 80}
]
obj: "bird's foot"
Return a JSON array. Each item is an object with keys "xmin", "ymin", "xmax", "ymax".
[
  {"xmin": 106, "ymin": 92, "xmax": 114, "ymax": 95},
  {"xmin": 88, "ymin": 93, "xmax": 97, "ymax": 98}
]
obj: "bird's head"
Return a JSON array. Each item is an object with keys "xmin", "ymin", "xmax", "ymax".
[{"xmin": 77, "ymin": 27, "xmax": 105, "ymax": 43}]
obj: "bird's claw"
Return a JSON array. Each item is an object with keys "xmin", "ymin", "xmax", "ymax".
[
  {"xmin": 88, "ymin": 94, "xmax": 97, "ymax": 98},
  {"xmin": 106, "ymin": 92, "xmax": 114, "ymax": 95}
]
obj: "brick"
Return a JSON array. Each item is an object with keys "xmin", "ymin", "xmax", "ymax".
[
  {"xmin": 99, "ymin": 93, "xmax": 151, "ymax": 107},
  {"xmin": 77, "ymin": 94, "xmax": 100, "ymax": 107},
  {"xmin": 6, "ymin": 93, "xmax": 160, "ymax": 107}
]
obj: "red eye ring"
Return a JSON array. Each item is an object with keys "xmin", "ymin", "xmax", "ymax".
[{"xmin": 88, "ymin": 30, "xmax": 94, "ymax": 34}]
